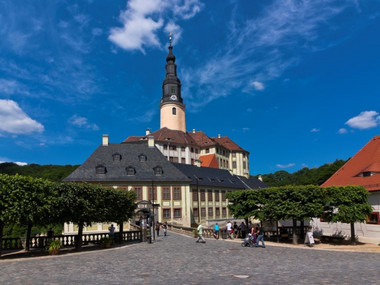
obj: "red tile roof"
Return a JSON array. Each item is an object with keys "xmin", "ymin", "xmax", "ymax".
[
  {"xmin": 199, "ymin": 154, "xmax": 219, "ymax": 169},
  {"xmin": 211, "ymin": 136, "xmax": 248, "ymax": 153},
  {"xmin": 321, "ymin": 135, "xmax": 380, "ymax": 192},
  {"xmin": 123, "ymin": 128, "xmax": 248, "ymax": 153}
]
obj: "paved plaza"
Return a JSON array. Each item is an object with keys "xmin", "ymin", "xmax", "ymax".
[{"xmin": 1, "ymin": 232, "xmax": 379, "ymax": 284}]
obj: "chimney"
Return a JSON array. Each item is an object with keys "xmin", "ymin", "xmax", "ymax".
[
  {"xmin": 192, "ymin": 129, "xmax": 196, "ymax": 133},
  {"xmin": 194, "ymin": 159, "xmax": 201, "ymax": 167},
  {"xmin": 146, "ymin": 128, "xmax": 151, "ymax": 136},
  {"xmin": 102, "ymin": 134, "xmax": 109, "ymax": 146},
  {"xmin": 258, "ymin": 175, "xmax": 263, "ymax": 182},
  {"xmin": 218, "ymin": 134, "xmax": 221, "ymax": 138},
  {"xmin": 148, "ymin": 136, "xmax": 155, "ymax": 148}
]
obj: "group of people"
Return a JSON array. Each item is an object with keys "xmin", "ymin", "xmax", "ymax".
[
  {"xmin": 154, "ymin": 222, "xmax": 168, "ymax": 237},
  {"xmin": 196, "ymin": 221, "xmax": 265, "ymax": 248}
]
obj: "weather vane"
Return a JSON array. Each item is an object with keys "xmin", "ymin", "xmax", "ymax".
[{"xmin": 169, "ymin": 32, "xmax": 173, "ymax": 46}]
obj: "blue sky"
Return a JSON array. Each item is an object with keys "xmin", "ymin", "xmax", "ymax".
[{"xmin": 0, "ymin": 0, "xmax": 380, "ymax": 174}]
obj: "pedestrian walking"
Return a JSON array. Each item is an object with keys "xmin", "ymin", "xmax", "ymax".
[
  {"xmin": 155, "ymin": 222, "xmax": 160, "ymax": 237},
  {"xmin": 163, "ymin": 222, "xmax": 168, "ymax": 236},
  {"xmin": 305, "ymin": 227, "xmax": 315, "ymax": 247},
  {"xmin": 213, "ymin": 223, "xmax": 220, "ymax": 239},
  {"xmin": 255, "ymin": 226, "xmax": 266, "ymax": 248},
  {"xmin": 233, "ymin": 222, "xmax": 239, "ymax": 238},
  {"xmin": 196, "ymin": 224, "xmax": 206, "ymax": 243},
  {"xmin": 108, "ymin": 224, "xmax": 115, "ymax": 244},
  {"xmin": 226, "ymin": 221, "xmax": 233, "ymax": 239}
]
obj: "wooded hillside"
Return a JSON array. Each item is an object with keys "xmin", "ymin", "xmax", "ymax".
[{"xmin": 256, "ymin": 159, "xmax": 347, "ymax": 187}]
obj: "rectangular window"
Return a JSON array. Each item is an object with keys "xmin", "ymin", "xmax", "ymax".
[
  {"xmin": 181, "ymin": 146, "xmax": 185, "ymax": 152},
  {"xmin": 191, "ymin": 147, "xmax": 194, "ymax": 153},
  {"xmin": 162, "ymin": 187, "xmax": 171, "ymax": 200},
  {"xmin": 216, "ymin": 208, "xmax": 220, "ymax": 217},
  {"xmin": 367, "ymin": 212, "xmax": 380, "ymax": 224},
  {"xmin": 169, "ymin": 157, "xmax": 174, "ymax": 162},
  {"xmin": 206, "ymin": 148, "xmax": 209, "ymax": 153},
  {"xmin": 174, "ymin": 208, "xmax": 181, "ymax": 218},
  {"xmin": 222, "ymin": 207, "xmax": 227, "ymax": 217},
  {"xmin": 200, "ymin": 189, "xmax": 205, "ymax": 201},
  {"xmin": 192, "ymin": 190, "xmax": 198, "ymax": 201},
  {"xmin": 208, "ymin": 208, "xmax": 213, "ymax": 217},
  {"xmin": 181, "ymin": 158, "xmax": 185, "ymax": 163},
  {"xmin": 148, "ymin": 187, "xmax": 157, "ymax": 200},
  {"xmin": 208, "ymin": 190, "xmax": 213, "ymax": 202},
  {"xmin": 173, "ymin": 157, "xmax": 178, "ymax": 163},
  {"xmin": 163, "ymin": 144, "xmax": 168, "ymax": 150},
  {"xmin": 215, "ymin": 191, "xmax": 219, "ymax": 202},
  {"xmin": 163, "ymin": 209, "xmax": 171, "ymax": 219},
  {"xmin": 171, "ymin": 87, "xmax": 176, "ymax": 93},
  {"xmin": 173, "ymin": 187, "xmax": 181, "ymax": 200},
  {"xmin": 222, "ymin": 191, "xmax": 226, "ymax": 201},
  {"xmin": 232, "ymin": 161, "xmax": 237, "ymax": 168},
  {"xmin": 201, "ymin": 208, "xmax": 206, "ymax": 217},
  {"xmin": 170, "ymin": 145, "xmax": 177, "ymax": 150},
  {"xmin": 243, "ymin": 161, "xmax": 246, "ymax": 169},
  {"xmin": 134, "ymin": 187, "xmax": 142, "ymax": 200},
  {"xmin": 193, "ymin": 208, "xmax": 198, "ymax": 217}
]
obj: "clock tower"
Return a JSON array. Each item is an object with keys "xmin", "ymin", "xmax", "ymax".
[{"xmin": 160, "ymin": 33, "xmax": 186, "ymax": 132}]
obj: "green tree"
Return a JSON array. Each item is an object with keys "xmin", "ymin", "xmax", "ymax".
[{"xmin": 323, "ymin": 186, "xmax": 372, "ymax": 243}]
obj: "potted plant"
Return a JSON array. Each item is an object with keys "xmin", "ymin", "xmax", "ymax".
[
  {"xmin": 100, "ymin": 237, "xmax": 113, "ymax": 248},
  {"xmin": 47, "ymin": 240, "xmax": 61, "ymax": 255}
]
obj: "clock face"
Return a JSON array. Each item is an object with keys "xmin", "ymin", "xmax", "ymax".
[{"xmin": 170, "ymin": 95, "xmax": 177, "ymax": 100}]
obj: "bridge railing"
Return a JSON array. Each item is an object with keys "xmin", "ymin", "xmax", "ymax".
[{"xmin": 2, "ymin": 230, "xmax": 142, "ymax": 250}]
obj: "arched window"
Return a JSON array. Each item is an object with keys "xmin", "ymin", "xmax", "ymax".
[
  {"xmin": 126, "ymin": 166, "xmax": 136, "ymax": 176},
  {"xmin": 95, "ymin": 165, "xmax": 107, "ymax": 174},
  {"xmin": 112, "ymin": 153, "xmax": 122, "ymax": 161},
  {"xmin": 153, "ymin": 166, "xmax": 163, "ymax": 176},
  {"xmin": 138, "ymin": 154, "xmax": 147, "ymax": 162},
  {"xmin": 172, "ymin": 107, "xmax": 176, "ymax": 115}
]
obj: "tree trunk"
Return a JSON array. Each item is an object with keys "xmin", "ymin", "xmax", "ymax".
[
  {"xmin": 300, "ymin": 220, "xmax": 305, "ymax": 243},
  {"xmin": 350, "ymin": 222, "xmax": 356, "ymax": 244},
  {"xmin": 0, "ymin": 221, "xmax": 3, "ymax": 257},
  {"xmin": 292, "ymin": 219, "xmax": 298, "ymax": 245},
  {"xmin": 76, "ymin": 223, "xmax": 83, "ymax": 251},
  {"xmin": 276, "ymin": 221, "xmax": 279, "ymax": 243},
  {"xmin": 119, "ymin": 223, "xmax": 124, "ymax": 244},
  {"xmin": 25, "ymin": 224, "xmax": 32, "ymax": 252}
]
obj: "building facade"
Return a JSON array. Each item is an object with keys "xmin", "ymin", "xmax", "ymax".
[
  {"xmin": 63, "ymin": 138, "xmax": 266, "ymax": 233},
  {"xmin": 313, "ymin": 135, "xmax": 380, "ymax": 244}
]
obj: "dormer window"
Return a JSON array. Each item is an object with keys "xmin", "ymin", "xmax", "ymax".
[
  {"xmin": 153, "ymin": 166, "xmax": 163, "ymax": 176},
  {"xmin": 363, "ymin": 171, "xmax": 372, "ymax": 177},
  {"xmin": 112, "ymin": 153, "xmax": 122, "ymax": 161},
  {"xmin": 126, "ymin": 166, "xmax": 136, "ymax": 176},
  {"xmin": 96, "ymin": 165, "xmax": 106, "ymax": 174},
  {"xmin": 138, "ymin": 154, "xmax": 147, "ymax": 162}
]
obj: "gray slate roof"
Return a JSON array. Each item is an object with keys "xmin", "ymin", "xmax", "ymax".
[
  {"xmin": 172, "ymin": 163, "xmax": 267, "ymax": 190},
  {"xmin": 63, "ymin": 142, "xmax": 190, "ymax": 183}
]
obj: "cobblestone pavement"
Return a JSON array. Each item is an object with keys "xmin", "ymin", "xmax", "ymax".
[{"xmin": 1, "ymin": 231, "xmax": 379, "ymax": 284}]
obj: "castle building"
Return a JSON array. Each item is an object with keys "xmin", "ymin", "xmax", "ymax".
[{"xmin": 124, "ymin": 39, "xmax": 250, "ymax": 177}]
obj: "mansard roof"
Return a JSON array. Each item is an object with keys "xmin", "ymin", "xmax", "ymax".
[
  {"xmin": 63, "ymin": 142, "xmax": 190, "ymax": 183},
  {"xmin": 173, "ymin": 163, "xmax": 267, "ymax": 190},
  {"xmin": 123, "ymin": 128, "xmax": 248, "ymax": 153},
  {"xmin": 321, "ymin": 135, "xmax": 380, "ymax": 192}
]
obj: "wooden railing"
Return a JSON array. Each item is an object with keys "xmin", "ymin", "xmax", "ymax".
[{"xmin": 1, "ymin": 230, "xmax": 142, "ymax": 251}]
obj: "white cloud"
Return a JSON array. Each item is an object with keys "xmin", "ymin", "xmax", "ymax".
[
  {"xmin": 252, "ymin": 81, "xmax": 265, "ymax": 91},
  {"xmin": 345, "ymin": 111, "xmax": 380, "ymax": 129},
  {"xmin": 109, "ymin": 0, "xmax": 203, "ymax": 52},
  {"xmin": 337, "ymin": 128, "xmax": 348, "ymax": 134},
  {"xmin": 182, "ymin": 0, "xmax": 367, "ymax": 109},
  {"xmin": 68, "ymin": 115, "xmax": 99, "ymax": 130},
  {"xmin": 242, "ymin": 127, "xmax": 250, "ymax": 132},
  {"xmin": 0, "ymin": 160, "xmax": 28, "ymax": 166},
  {"xmin": 310, "ymin": 128, "xmax": 320, "ymax": 133},
  {"xmin": 164, "ymin": 21, "xmax": 182, "ymax": 45},
  {"xmin": 276, "ymin": 163, "xmax": 295, "ymax": 168},
  {"xmin": 0, "ymin": 99, "xmax": 44, "ymax": 134}
]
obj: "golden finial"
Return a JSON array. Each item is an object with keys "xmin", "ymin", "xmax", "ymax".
[{"xmin": 169, "ymin": 32, "xmax": 172, "ymax": 46}]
